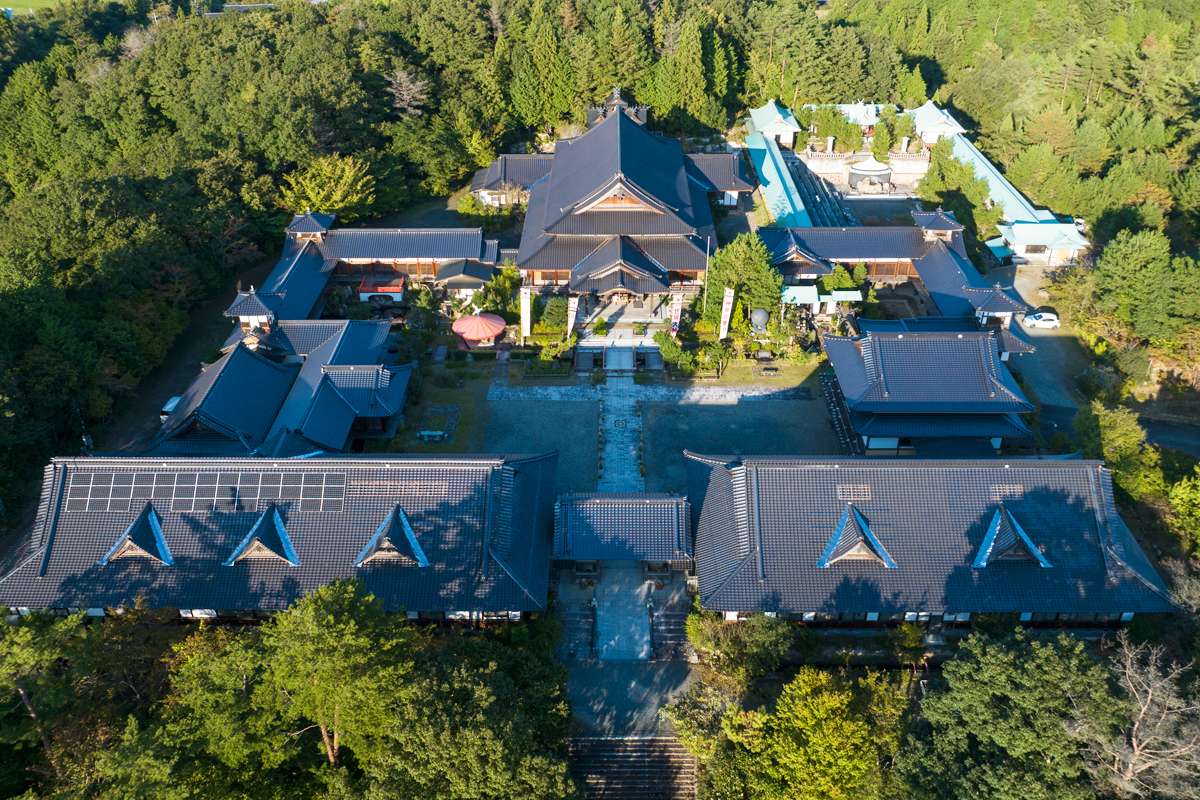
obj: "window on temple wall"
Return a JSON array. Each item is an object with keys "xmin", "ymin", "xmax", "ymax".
[{"xmin": 1026, "ymin": 245, "xmax": 1047, "ymax": 254}]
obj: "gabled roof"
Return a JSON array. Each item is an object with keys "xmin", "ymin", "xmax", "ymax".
[
  {"xmin": 553, "ymin": 494, "xmax": 691, "ymax": 561},
  {"xmin": 473, "ymin": 155, "xmax": 555, "ymax": 192},
  {"xmin": 684, "ymin": 154, "xmax": 753, "ymax": 193},
  {"xmin": 287, "ymin": 211, "xmax": 336, "ymax": 234},
  {"xmin": 745, "ymin": 133, "xmax": 813, "ymax": 227},
  {"xmin": 949, "ymin": 134, "xmax": 1043, "ymax": 224},
  {"xmin": 817, "ymin": 504, "xmax": 897, "ymax": 567},
  {"xmin": 997, "ymin": 223, "xmax": 1089, "ymax": 249},
  {"xmin": 911, "ymin": 239, "xmax": 988, "ymax": 317},
  {"xmin": 749, "ymin": 100, "xmax": 802, "ymax": 133},
  {"xmin": 962, "ymin": 285, "xmax": 1029, "ymax": 314},
  {"xmin": 224, "ymin": 505, "xmax": 299, "ymax": 566},
  {"xmin": 99, "ymin": 504, "xmax": 172, "ymax": 566},
  {"xmin": 973, "ymin": 506, "xmax": 1052, "ymax": 568},
  {"xmin": 684, "ymin": 453, "xmax": 1175, "ymax": 614},
  {"xmin": 2, "ymin": 454, "xmax": 559, "ymax": 613},
  {"xmin": 912, "ymin": 101, "xmax": 966, "ymax": 136},
  {"xmin": 756, "ymin": 228, "xmax": 835, "ymax": 276},
  {"xmin": 434, "ymin": 259, "xmax": 495, "ymax": 287},
  {"xmin": 856, "ymin": 317, "xmax": 1037, "ymax": 356},
  {"xmin": 823, "ymin": 332, "xmax": 1034, "ymax": 414},
  {"xmin": 912, "ymin": 208, "xmax": 963, "ymax": 232},
  {"xmin": 258, "ymin": 238, "xmax": 337, "ymax": 320},
  {"xmin": 759, "ymin": 226, "xmax": 934, "ymax": 261},
  {"xmin": 357, "ymin": 505, "xmax": 429, "ymax": 567},
  {"xmin": 224, "ymin": 287, "xmax": 282, "ymax": 318},
  {"xmin": 146, "ymin": 344, "xmax": 300, "ymax": 454}
]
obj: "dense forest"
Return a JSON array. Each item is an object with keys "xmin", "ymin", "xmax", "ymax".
[
  {"xmin": 0, "ymin": 0, "xmax": 1197, "ymax": 510},
  {"xmin": 0, "ymin": 581, "xmax": 579, "ymax": 799}
]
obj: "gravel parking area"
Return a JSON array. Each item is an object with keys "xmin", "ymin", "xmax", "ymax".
[
  {"xmin": 483, "ymin": 400, "xmax": 599, "ymax": 493},
  {"xmin": 641, "ymin": 399, "xmax": 841, "ymax": 493}
]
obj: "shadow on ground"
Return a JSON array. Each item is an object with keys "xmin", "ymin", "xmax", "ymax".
[{"xmin": 568, "ymin": 661, "xmax": 696, "ymax": 734}]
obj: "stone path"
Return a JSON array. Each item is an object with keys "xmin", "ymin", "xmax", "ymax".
[
  {"xmin": 488, "ymin": 383, "xmax": 813, "ymax": 403},
  {"xmin": 599, "ymin": 376, "xmax": 644, "ymax": 492},
  {"xmin": 594, "ymin": 564, "xmax": 652, "ymax": 661}
]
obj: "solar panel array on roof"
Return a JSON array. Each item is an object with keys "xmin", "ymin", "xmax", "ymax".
[{"xmin": 0, "ymin": 454, "xmax": 558, "ymax": 614}]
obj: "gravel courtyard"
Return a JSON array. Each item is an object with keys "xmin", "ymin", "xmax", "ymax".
[
  {"xmin": 641, "ymin": 399, "xmax": 841, "ymax": 493},
  {"xmin": 483, "ymin": 399, "xmax": 600, "ymax": 493}
]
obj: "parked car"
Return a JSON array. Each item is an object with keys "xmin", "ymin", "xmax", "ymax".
[
  {"xmin": 1022, "ymin": 308, "xmax": 1061, "ymax": 329},
  {"xmin": 160, "ymin": 396, "xmax": 181, "ymax": 423}
]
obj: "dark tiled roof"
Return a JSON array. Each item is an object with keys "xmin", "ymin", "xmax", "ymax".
[
  {"xmin": 962, "ymin": 285, "xmax": 1029, "ymax": 314},
  {"xmin": 435, "ymin": 259, "xmax": 495, "ymax": 287},
  {"xmin": 553, "ymin": 494, "xmax": 691, "ymax": 561},
  {"xmin": 314, "ymin": 229, "xmax": 484, "ymax": 262},
  {"xmin": 224, "ymin": 289, "xmax": 282, "ymax": 318},
  {"xmin": 572, "ymin": 269, "xmax": 671, "ymax": 295},
  {"xmin": 260, "ymin": 320, "xmax": 349, "ymax": 356},
  {"xmin": 824, "ymin": 332, "xmax": 1034, "ymax": 414},
  {"xmin": 482, "ymin": 239, "xmax": 499, "ymax": 264},
  {"xmin": 848, "ymin": 409, "xmax": 1032, "ymax": 438},
  {"xmin": 0, "ymin": 454, "xmax": 559, "ymax": 613},
  {"xmin": 286, "ymin": 212, "xmax": 336, "ymax": 233},
  {"xmin": 683, "ymin": 453, "xmax": 1174, "ymax": 614},
  {"xmin": 856, "ymin": 317, "xmax": 1037, "ymax": 356},
  {"xmin": 911, "ymin": 240, "xmax": 987, "ymax": 317},
  {"xmin": 911, "ymin": 209, "xmax": 963, "ymax": 231},
  {"xmin": 756, "ymin": 228, "xmax": 836, "ymax": 276},
  {"xmin": 476, "ymin": 154, "xmax": 555, "ymax": 191},
  {"xmin": 767, "ymin": 227, "xmax": 933, "ymax": 261},
  {"xmin": 146, "ymin": 345, "xmax": 300, "ymax": 454},
  {"xmin": 684, "ymin": 154, "xmax": 753, "ymax": 193},
  {"xmin": 260, "ymin": 239, "xmax": 337, "ymax": 320},
  {"xmin": 516, "ymin": 111, "xmax": 715, "ymax": 280},
  {"xmin": 572, "ymin": 236, "xmax": 667, "ymax": 281}
]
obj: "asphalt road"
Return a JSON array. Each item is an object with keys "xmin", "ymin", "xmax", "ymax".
[{"xmin": 1040, "ymin": 404, "xmax": 1200, "ymax": 457}]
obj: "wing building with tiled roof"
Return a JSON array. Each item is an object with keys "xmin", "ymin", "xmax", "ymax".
[
  {"xmin": 684, "ymin": 453, "xmax": 1175, "ymax": 622},
  {"xmin": 0, "ymin": 454, "xmax": 558, "ymax": 618},
  {"xmin": 823, "ymin": 331, "xmax": 1035, "ymax": 451}
]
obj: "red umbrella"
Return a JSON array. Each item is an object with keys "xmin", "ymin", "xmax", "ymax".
[{"xmin": 452, "ymin": 313, "xmax": 506, "ymax": 341}]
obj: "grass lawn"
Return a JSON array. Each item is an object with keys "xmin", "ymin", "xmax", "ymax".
[
  {"xmin": 366, "ymin": 372, "xmax": 492, "ymax": 456},
  {"xmin": 670, "ymin": 360, "xmax": 826, "ymax": 390}
]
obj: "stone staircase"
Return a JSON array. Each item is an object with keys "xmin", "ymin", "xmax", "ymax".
[
  {"xmin": 555, "ymin": 603, "xmax": 597, "ymax": 660},
  {"xmin": 568, "ymin": 736, "xmax": 698, "ymax": 800},
  {"xmin": 651, "ymin": 609, "xmax": 693, "ymax": 662}
]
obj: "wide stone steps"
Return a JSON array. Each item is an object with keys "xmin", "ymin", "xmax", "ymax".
[
  {"xmin": 651, "ymin": 611, "xmax": 692, "ymax": 661},
  {"xmin": 555, "ymin": 607, "xmax": 596, "ymax": 660},
  {"xmin": 568, "ymin": 736, "xmax": 697, "ymax": 800}
]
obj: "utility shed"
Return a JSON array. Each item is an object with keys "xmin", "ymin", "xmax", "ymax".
[
  {"xmin": 0, "ymin": 454, "xmax": 558, "ymax": 618},
  {"xmin": 684, "ymin": 453, "xmax": 1175, "ymax": 622}
]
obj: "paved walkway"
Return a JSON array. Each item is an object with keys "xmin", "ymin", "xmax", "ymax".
[
  {"xmin": 594, "ymin": 564, "xmax": 651, "ymax": 660},
  {"xmin": 604, "ymin": 345, "xmax": 636, "ymax": 371},
  {"xmin": 599, "ymin": 377, "xmax": 644, "ymax": 492}
]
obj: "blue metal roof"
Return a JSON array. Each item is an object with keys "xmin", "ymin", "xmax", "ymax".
[
  {"xmin": 684, "ymin": 453, "xmax": 1175, "ymax": 615},
  {"xmin": 745, "ymin": 133, "xmax": 813, "ymax": 227},
  {"xmin": 950, "ymin": 134, "xmax": 1042, "ymax": 224}
]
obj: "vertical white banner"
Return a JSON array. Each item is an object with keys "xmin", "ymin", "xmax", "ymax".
[
  {"xmin": 670, "ymin": 294, "xmax": 683, "ymax": 336},
  {"xmin": 718, "ymin": 287, "xmax": 735, "ymax": 340},
  {"xmin": 566, "ymin": 296, "xmax": 579, "ymax": 334},
  {"xmin": 520, "ymin": 287, "xmax": 531, "ymax": 340}
]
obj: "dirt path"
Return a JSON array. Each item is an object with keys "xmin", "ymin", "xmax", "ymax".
[{"xmin": 96, "ymin": 256, "xmax": 278, "ymax": 454}]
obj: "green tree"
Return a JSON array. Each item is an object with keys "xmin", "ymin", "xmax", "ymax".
[
  {"xmin": 703, "ymin": 233, "xmax": 782, "ymax": 330},
  {"xmin": 896, "ymin": 65, "xmax": 927, "ymax": 108},
  {"xmin": 826, "ymin": 27, "xmax": 867, "ymax": 103},
  {"xmin": 282, "ymin": 154, "xmax": 377, "ymax": 221},
  {"xmin": 0, "ymin": 611, "xmax": 86, "ymax": 783},
  {"xmin": 1073, "ymin": 400, "xmax": 1162, "ymax": 499},
  {"xmin": 1168, "ymin": 465, "xmax": 1200, "ymax": 553},
  {"xmin": 900, "ymin": 630, "xmax": 1123, "ymax": 800},
  {"xmin": 676, "ymin": 14, "xmax": 708, "ymax": 123},
  {"xmin": 541, "ymin": 296, "xmax": 569, "ymax": 330},
  {"xmin": 871, "ymin": 121, "xmax": 893, "ymax": 161}
]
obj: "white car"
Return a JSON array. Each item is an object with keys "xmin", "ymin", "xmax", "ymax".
[
  {"xmin": 160, "ymin": 396, "xmax": 182, "ymax": 423},
  {"xmin": 1022, "ymin": 309, "xmax": 1061, "ymax": 329}
]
